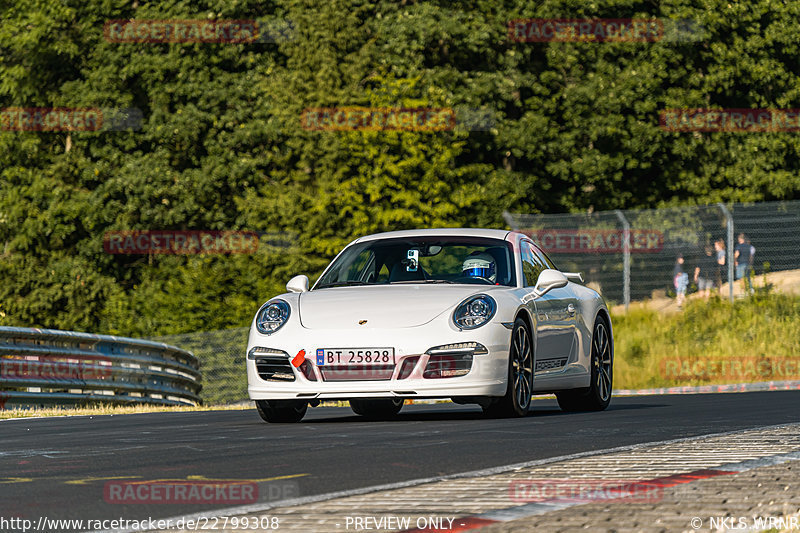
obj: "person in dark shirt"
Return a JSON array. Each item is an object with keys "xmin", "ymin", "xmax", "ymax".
[
  {"xmin": 734, "ymin": 233, "xmax": 753, "ymax": 292},
  {"xmin": 673, "ymin": 254, "xmax": 689, "ymax": 308},
  {"xmin": 694, "ymin": 245, "xmax": 717, "ymax": 299}
]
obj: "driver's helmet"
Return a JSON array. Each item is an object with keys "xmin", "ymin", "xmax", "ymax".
[{"xmin": 462, "ymin": 252, "xmax": 496, "ymax": 282}]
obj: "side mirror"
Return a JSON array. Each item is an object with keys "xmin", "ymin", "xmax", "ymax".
[
  {"xmin": 286, "ymin": 275, "xmax": 309, "ymax": 293},
  {"xmin": 533, "ymin": 269, "xmax": 568, "ymax": 297}
]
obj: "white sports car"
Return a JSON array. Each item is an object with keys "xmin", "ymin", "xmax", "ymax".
[{"xmin": 246, "ymin": 228, "xmax": 613, "ymax": 422}]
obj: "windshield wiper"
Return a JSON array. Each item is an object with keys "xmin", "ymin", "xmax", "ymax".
[{"xmin": 316, "ymin": 280, "xmax": 369, "ymax": 289}]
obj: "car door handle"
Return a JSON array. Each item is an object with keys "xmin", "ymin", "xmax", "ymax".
[{"xmin": 567, "ymin": 304, "xmax": 576, "ymax": 316}]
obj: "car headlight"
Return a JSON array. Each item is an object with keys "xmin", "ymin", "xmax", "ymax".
[
  {"xmin": 453, "ymin": 294, "xmax": 496, "ymax": 330},
  {"xmin": 255, "ymin": 300, "xmax": 291, "ymax": 334}
]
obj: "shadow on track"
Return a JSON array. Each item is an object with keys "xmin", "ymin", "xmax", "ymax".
[{"xmin": 247, "ymin": 400, "xmax": 670, "ymax": 424}]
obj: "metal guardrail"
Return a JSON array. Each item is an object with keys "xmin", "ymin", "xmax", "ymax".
[{"xmin": 0, "ymin": 326, "xmax": 201, "ymax": 409}]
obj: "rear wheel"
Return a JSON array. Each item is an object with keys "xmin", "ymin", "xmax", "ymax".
[
  {"xmin": 255, "ymin": 400, "xmax": 308, "ymax": 423},
  {"xmin": 556, "ymin": 317, "xmax": 613, "ymax": 412},
  {"xmin": 483, "ymin": 318, "xmax": 533, "ymax": 418},
  {"xmin": 349, "ymin": 399, "xmax": 404, "ymax": 420}
]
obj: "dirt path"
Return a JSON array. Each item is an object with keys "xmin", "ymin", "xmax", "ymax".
[{"xmin": 611, "ymin": 268, "xmax": 800, "ymax": 315}]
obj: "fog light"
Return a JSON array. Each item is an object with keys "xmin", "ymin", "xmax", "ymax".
[
  {"xmin": 248, "ymin": 347, "xmax": 288, "ymax": 360},
  {"xmin": 426, "ymin": 342, "xmax": 487, "ymax": 355}
]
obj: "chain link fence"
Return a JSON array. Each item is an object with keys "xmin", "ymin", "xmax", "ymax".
[
  {"xmin": 505, "ymin": 200, "xmax": 800, "ymax": 307},
  {"xmin": 149, "ymin": 327, "xmax": 249, "ymax": 405}
]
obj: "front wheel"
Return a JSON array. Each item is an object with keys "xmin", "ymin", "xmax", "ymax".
[
  {"xmin": 255, "ymin": 400, "xmax": 308, "ymax": 423},
  {"xmin": 349, "ymin": 399, "xmax": 404, "ymax": 420},
  {"xmin": 556, "ymin": 317, "xmax": 613, "ymax": 412},
  {"xmin": 483, "ymin": 318, "xmax": 533, "ymax": 418}
]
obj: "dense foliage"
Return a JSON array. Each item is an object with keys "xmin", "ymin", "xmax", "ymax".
[{"xmin": 2, "ymin": 0, "xmax": 800, "ymax": 335}]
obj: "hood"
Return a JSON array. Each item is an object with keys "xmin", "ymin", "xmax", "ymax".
[{"xmin": 298, "ymin": 284, "xmax": 502, "ymax": 329}]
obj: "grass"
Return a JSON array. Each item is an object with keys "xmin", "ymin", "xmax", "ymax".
[
  {"xmin": 0, "ymin": 403, "xmax": 251, "ymax": 420},
  {"xmin": 612, "ymin": 289, "xmax": 800, "ymax": 390}
]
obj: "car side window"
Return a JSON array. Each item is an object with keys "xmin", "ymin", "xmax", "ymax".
[
  {"xmin": 531, "ymin": 243, "xmax": 557, "ymax": 270},
  {"xmin": 520, "ymin": 241, "xmax": 546, "ymax": 287}
]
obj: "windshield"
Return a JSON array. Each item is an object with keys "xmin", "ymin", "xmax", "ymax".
[{"xmin": 315, "ymin": 236, "xmax": 516, "ymax": 289}]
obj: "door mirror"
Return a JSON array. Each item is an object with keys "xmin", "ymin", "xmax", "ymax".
[
  {"xmin": 533, "ymin": 269, "xmax": 568, "ymax": 297},
  {"xmin": 286, "ymin": 275, "xmax": 309, "ymax": 293}
]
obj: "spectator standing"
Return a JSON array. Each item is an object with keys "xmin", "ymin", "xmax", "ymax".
[
  {"xmin": 714, "ymin": 239, "xmax": 726, "ymax": 294},
  {"xmin": 673, "ymin": 254, "xmax": 689, "ymax": 308},
  {"xmin": 734, "ymin": 233, "xmax": 753, "ymax": 292},
  {"xmin": 694, "ymin": 245, "xmax": 717, "ymax": 299}
]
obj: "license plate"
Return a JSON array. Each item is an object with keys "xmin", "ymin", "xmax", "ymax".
[{"xmin": 316, "ymin": 348, "xmax": 395, "ymax": 366}]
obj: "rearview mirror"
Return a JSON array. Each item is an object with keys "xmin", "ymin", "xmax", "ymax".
[
  {"xmin": 533, "ymin": 269, "xmax": 568, "ymax": 297},
  {"xmin": 286, "ymin": 275, "xmax": 309, "ymax": 293}
]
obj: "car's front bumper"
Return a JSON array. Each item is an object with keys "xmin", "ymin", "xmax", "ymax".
[{"xmin": 246, "ymin": 319, "xmax": 511, "ymax": 401}]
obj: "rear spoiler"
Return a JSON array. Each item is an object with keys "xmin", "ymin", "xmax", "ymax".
[{"xmin": 564, "ymin": 272, "xmax": 584, "ymax": 283}]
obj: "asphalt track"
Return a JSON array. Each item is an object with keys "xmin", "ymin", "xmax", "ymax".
[{"xmin": 3, "ymin": 391, "xmax": 800, "ymax": 531}]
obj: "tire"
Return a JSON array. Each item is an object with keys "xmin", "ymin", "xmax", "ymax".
[
  {"xmin": 255, "ymin": 399, "xmax": 308, "ymax": 423},
  {"xmin": 483, "ymin": 318, "xmax": 533, "ymax": 418},
  {"xmin": 556, "ymin": 317, "xmax": 613, "ymax": 412},
  {"xmin": 349, "ymin": 399, "xmax": 404, "ymax": 420}
]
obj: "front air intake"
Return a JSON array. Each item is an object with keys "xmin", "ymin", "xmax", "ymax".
[
  {"xmin": 397, "ymin": 356, "xmax": 420, "ymax": 379},
  {"xmin": 423, "ymin": 353, "xmax": 473, "ymax": 379},
  {"xmin": 255, "ymin": 355, "xmax": 296, "ymax": 382}
]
